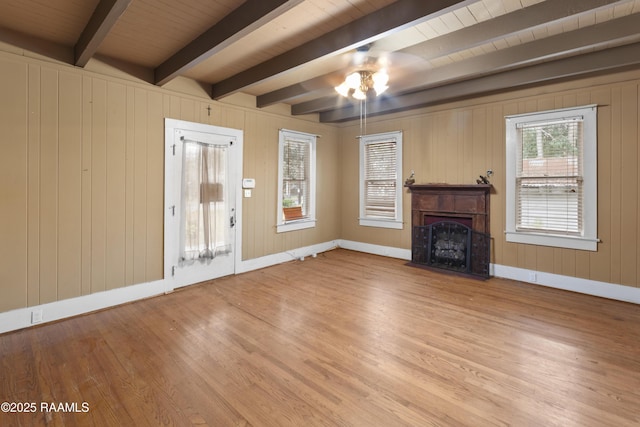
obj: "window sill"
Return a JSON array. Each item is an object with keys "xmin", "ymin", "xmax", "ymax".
[
  {"xmin": 277, "ymin": 219, "xmax": 316, "ymax": 233},
  {"xmin": 505, "ymin": 231, "xmax": 598, "ymax": 251},
  {"xmin": 359, "ymin": 218, "xmax": 403, "ymax": 230}
]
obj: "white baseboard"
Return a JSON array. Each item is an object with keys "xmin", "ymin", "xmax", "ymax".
[
  {"xmin": 0, "ymin": 241, "xmax": 340, "ymax": 335},
  {"xmin": 493, "ymin": 264, "xmax": 640, "ymax": 304},
  {"xmin": 0, "ymin": 279, "xmax": 166, "ymax": 335},
  {"xmin": 337, "ymin": 239, "xmax": 412, "ymax": 260},
  {"xmin": 236, "ymin": 240, "xmax": 340, "ymax": 273},
  {"xmin": 2, "ymin": 239, "xmax": 638, "ymax": 335}
]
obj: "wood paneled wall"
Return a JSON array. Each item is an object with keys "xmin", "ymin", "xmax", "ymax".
[
  {"xmin": 2, "ymin": 45, "xmax": 639, "ymax": 315},
  {"xmin": 239, "ymin": 112, "xmax": 340, "ymax": 260},
  {"xmin": 0, "ymin": 52, "xmax": 339, "ymax": 313},
  {"xmin": 339, "ymin": 70, "xmax": 640, "ymax": 289}
]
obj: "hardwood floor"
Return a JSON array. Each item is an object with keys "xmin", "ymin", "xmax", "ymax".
[{"xmin": 1, "ymin": 249, "xmax": 639, "ymax": 426}]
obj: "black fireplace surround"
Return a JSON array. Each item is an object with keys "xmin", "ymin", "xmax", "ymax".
[
  {"xmin": 412, "ymin": 221, "xmax": 490, "ymax": 278},
  {"xmin": 408, "ymin": 184, "xmax": 491, "ymax": 279}
]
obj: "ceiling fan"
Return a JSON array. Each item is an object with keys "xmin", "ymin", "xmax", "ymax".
[
  {"xmin": 333, "ymin": 42, "xmax": 422, "ymax": 134},
  {"xmin": 334, "ymin": 44, "xmax": 390, "ymax": 99},
  {"xmin": 333, "ymin": 42, "xmax": 424, "ymax": 101}
]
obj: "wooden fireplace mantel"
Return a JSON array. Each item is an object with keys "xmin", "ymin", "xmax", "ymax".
[{"xmin": 407, "ymin": 184, "xmax": 491, "ymax": 234}]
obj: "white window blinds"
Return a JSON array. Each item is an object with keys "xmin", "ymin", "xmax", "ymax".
[
  {"xmin": 363, "ymin": 140, "xmax": 397, "ymax": 219},
  {"xmin": 516, "ymin": 118, "xmax": 583, "ymax": 235}
]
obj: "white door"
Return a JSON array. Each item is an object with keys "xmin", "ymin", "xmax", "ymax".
[{"xmin": 164, "ymin": 119, "xmax": 243, "ymax": 291}]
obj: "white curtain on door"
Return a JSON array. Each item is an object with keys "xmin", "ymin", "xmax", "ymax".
[{"xmin": 180, "ymin": 139, "xmax": 230, "ymax": 264}]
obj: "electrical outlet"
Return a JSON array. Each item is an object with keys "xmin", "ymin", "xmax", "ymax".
[
  {"xmin": 31, "ymin": 309, "xmax": 43, "ymax": 324},
  {"xmin": 528, "ymin": 272, "xmax": 537, "ymax": 282}
]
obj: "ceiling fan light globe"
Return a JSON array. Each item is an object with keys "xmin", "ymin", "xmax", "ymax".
[
  {"xmin": 346, "ymin": 72, "xmax": 362, "ymax": 89},
  {"xmin": 353, "ymin": 88, "xmax": 366, "ymax": 100},
  {"xmin": 335, "ymin": 83, "xmax": 350, "ymax": 97},
  {"xmin": 372, "ymin": 70, "xmax": 389, "ymax": 86}
]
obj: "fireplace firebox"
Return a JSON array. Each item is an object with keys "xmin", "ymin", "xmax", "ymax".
[{"xmin": 408, "ymin": 184, "xmax": 491, "ymax": 278}]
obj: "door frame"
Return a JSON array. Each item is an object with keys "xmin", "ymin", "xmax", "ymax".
[{"xmin": 163, "ymin": 118, "xmax": 243, "ymax": 293}]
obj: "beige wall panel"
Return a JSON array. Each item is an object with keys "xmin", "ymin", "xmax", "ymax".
[
  {"xmin": 636, "ymin": 83, "xmax": 640, "ymax": 288},
  {"xmin": 27, "ymin": 64, "xmax": 41, "ymax": 306},
  {"xmin": 536, "ymin": 97, "xmax": 555, "ymax": 112},
  {"xmin": 81, "ymin": 76, "xmax": 93, "ymax": 295},
  {"xmin": 619, "ymin": 84, "xmax": 639, "ymax": 286},
  {"xmin": 180, "ymin": 98, "xmax": 197, "ymax": 123},
  {"xmin": 57, "ymin": 71, "xmax": 83, "ymax": 300},
  {"xmin": 133, "ymin": 88, "xmax": 148, "ymax": 285},
  {"xmin": 459, "ymin": 110, "xmax": 473, "ymax": 184},
  {"xmin": 164, "ymin": 94, "xmax": 182, "ymax": 122},
  {"xmin": 124, "ymin": 87, "xmax": 136, "ymax": 287},
  {"xmin": 91, "ymin": 79, "xmax": 108, "ymax": 293},
  {"xmin": 487, "ymin": 106, "xmax": 504, "ymax": 264},
  {"xmin": 339, "ymin": 126, "xmax": 361, "ymax": 242},
  {"xmin": 145, "ymin": 91, "xmax": 164, "ymax": 282},
  {"xmin": 256, "ymin": 113, "xmax": 278, "ymax": 257},
  {"xmin": 242, "ymin": 113, "xmax": 270, "ymax": 259},
  {"xmin": 105, "ymin": 82, "xmax": 127, "ymax": 290},
  {"xmin": 0, "ymin": 58, "xmax": 28, "ymax": 312},
  {"xmin": 552, "ymin": 248, "xmax": 564, "ymax": 276},
  {"xmin": 39, "ymin": 67, "xmax": 59, "ymax": 304},
  {"xmin": 471, "ymin": 109, "xmax": 488, "ymax": 186},
  {"xmin": 203, "ymin": 101, "xmax": 240, "ymax": 130},
  {"xmin": 535, "ymin": 247, "xmax": 555, "ymax": 275},
  {"xmin": 607, "ymin": 88, "xmax": 622, "ymax": 284},
  {"xmin": 575, "ymin": 251, "xmax": 591, "ymax": 281},
  {"xmin": 434, "ymin": 114, "xmax": 450, "ymax": 182},
  {"xmin": 561, "ymin": 249, "xmax": 577, "ymax": 278},
  {"xmin": 590, "ymin": 92, "xmax": 612, "ymax": 283},
  {"xmin": 315, "ymin": 126, "xmax": 341, "ymax": 242}
]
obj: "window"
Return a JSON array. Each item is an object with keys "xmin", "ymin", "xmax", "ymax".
[
  {"xmin": 505, "ymin": 105, "xmax": 598, "ymax": 251},
  {"xmin": 359, "ymin": 131, "xmax": 403, "ymax": 229},
  {"xmin": 277, "ymin": 129, "xmax": 316, "ymax": 233}
]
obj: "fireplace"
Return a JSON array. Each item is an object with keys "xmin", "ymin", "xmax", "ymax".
[{"xmin": 408, "ymin": 184, "xmax": 491, "ymax": 278}]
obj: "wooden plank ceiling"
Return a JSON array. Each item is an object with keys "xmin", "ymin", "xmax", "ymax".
[{"xmin": 1, "ymin": 0, "xmax": 640, "ymax": 122}]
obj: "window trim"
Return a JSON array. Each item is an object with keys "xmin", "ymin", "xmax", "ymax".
[
  {"xmin": 359, "ymin": 131, "xmax": 403, "ymax": 230},
  {"xmin": 505, "ymin": 105, "xmax": 598, "ymax": 251},
  {"xmin": 276, "ymin": 129, "xmax": 317, "ymax": 233}
]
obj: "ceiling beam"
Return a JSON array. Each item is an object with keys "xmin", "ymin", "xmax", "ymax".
[
  {"xmin": 74, "ymin": 0, "xmax": 132, "ymax": 67},
  {"xmin": 211, "ymin": 0, "xmax": 475, "ymax": 100},
  {"xmin": 259, "ymin": 0, "xmax": 621, "ymax": 108},
  {"xmin": 318, "ymin": 42, "xmax": 640, "ymax": 122},
  {"xmin": 407, "ymin": 12, "xmax": 640, "ymax": 92},
  {"xmin": 293, "ymin": 12, "xmax": 640, "ymax": 116},
  {"xmin": 154, "ymin": 0, "xmax": 304, "ymax": 86},
  {"xmin": 402, "ymin": 0, "xmax": 624, "ymax": 60},
  {"xmin": 256, "ymin": 71, "xmax": 344, "ymax": 108}
]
